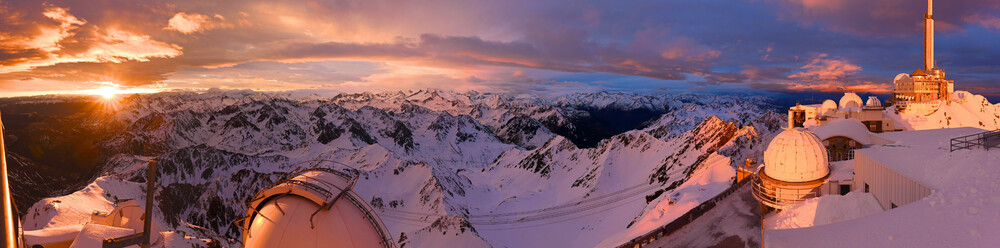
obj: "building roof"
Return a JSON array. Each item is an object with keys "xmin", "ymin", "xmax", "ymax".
[
  {"xmin": 764, "ymin": 128, "xmax": 830, "ymax": 183},
  {"xmin": 810, "ymin": 118, "xmax": 873, "ymax": 145},
  {"xmin": 838, "ymin": 93, "xmax": 863, "ymax": 110},
  {"xmin": 862, "ymin": 127, "xmax": 988, "ymax": 189},
  {"xmin": 910, "ymin": 68, "xmax": 927, "ymax": 77}
]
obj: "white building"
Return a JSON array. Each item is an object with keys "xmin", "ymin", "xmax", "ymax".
[{"xmin": 788, "ymin": 93, "xmax": 900, "ymax": 133}]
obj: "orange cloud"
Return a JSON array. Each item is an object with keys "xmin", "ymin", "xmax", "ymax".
[
  {"xmin": 788, "ymin": 54, "xmax": 861, "ymax": 81},
  {"xmin": 166, "ymin": 12, "xmax": 231, "ymax": 34},
  {"xmin": 20, "ymin": 6, "xmax": 84, "ymax": 52},
  {"xmin": 1, "ymin": 5, "xmax": 182, "ymax": 74}
]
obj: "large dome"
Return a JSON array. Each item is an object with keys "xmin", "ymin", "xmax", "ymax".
[
  {"xmin": 839, "ymin": 93, "xmax": 863, "ymax": 109},
  {"xmin": 763, "ymin": 128, "xmax": 830, "ymax": 182},
  {"xmin": 242, "ymin": 169, "xmax": 394, "ymax": 248}
]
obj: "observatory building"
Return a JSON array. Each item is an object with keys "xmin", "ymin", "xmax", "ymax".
[
  {"xmin": 788, "ymin": 93, "xmax": 898, "ymax": 133},
  {"xmin": 751, "ymin": 128, "xmax": 831, "ymax": 209},
  {"xmin": 241, "ymin": 169, "xmax": 395, "ymax": 248},
  {"xmin": 890, "ymin": 0, "xmax": 954, "ymax": 114}
]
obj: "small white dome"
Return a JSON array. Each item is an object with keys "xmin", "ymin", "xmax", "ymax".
[
  {"xmin": 866, "ymin": 96, "xmax": 882, "ymax": 107},
  {"xmin": 839, "ymin": 93, "xmax": 863, "ymax": 109},
  {"xmin": 820, "ymin": 99, "xmax": 838, "ymax": 115},
  {"xmin": 764, "ymin": 128, "xmax": 830, "ymax": 182}
]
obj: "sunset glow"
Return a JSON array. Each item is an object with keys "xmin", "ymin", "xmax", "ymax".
[
  {"xmin": 0, "ymin": 1, "xmax": 998, "ymax": 97},
  {"xmin": 94, "ymin": 86, "xmax": 120, "ymax": 100}
]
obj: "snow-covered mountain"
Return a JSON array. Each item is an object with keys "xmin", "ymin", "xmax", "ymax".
[{"xmin": 7, "ymin": 89, "xmax": 784, "ymax": 247}]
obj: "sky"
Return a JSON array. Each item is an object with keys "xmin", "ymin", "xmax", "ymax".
[{"xmin": 1, "ymin": 0, "xmax": 999, "ymax": 99}]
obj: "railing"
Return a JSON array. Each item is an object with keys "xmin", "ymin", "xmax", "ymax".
[
  {"xmin": 950, "ymin": 129, "xmax": 1000, "ymax": 152},
  {"xmin": 617, "ymin": 178, "xmax": 750, "ymax": 248},
  {"xmin": 750, "ymin": 175, "xmax": 819, "ymax": 209}
]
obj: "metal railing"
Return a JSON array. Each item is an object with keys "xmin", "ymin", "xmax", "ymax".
[
  {"xmin": 950, "ymin": 129, "xmax": 1000, "ymax": 152},
  {"xmin": 1, "ymin": 109, "xmax": 22, "ymax": 248},
  {"xmin": 750, "ymin": 176, "xmax": 819, "ymax": 209}
]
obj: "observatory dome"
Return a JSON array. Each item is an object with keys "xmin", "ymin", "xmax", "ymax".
[
  {"xmin": 763, "ymin": 128, "xmax": 830, "ymax": 183},
  {"xmin": 839, "ymin": 93, "xmax": 863, "ymax": 110},
  {"xmin": 866, "ymin": 96, "xmax": 882, "ymax": 107},
  {"xmin": 242, "ymin": 169, "xmax": 394, "ymax": 248},
  {"xmin": 820, "ymin": 99, "xmax": 838, "ymax": 115}
]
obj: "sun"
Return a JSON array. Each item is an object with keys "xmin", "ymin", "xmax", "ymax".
[{"xmin": 96, "ymin": 86, "xmax": 119, "ymax": 100}]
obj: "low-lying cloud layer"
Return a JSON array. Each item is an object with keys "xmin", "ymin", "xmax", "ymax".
[{"xmin": 1, "ymin": 0, "xmax": 999, "ymax": 96}]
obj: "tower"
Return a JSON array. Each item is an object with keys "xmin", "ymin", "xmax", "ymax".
[
  {"xmin": 924, "ymin": 0, "xmax": 934, "ymax": 72},
  {"xmin": 891, "ymin": 0, "xmax": 953, "ymax": 107}
]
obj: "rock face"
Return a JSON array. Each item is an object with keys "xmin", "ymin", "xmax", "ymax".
[{"xmin": 7, "ymin": 89, "xmax": 783, "ymax": 247}]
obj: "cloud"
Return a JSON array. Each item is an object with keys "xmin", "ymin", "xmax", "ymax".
[
  {"xmin": 22, "ymin": 6, "xmax": 85, "ymax": 52},
  {"xmin": 1, "ymin": 28, "xmax": 182, "ymax": 74},
  {"xmin": 789, "ymin": 54, "xmax": 862, "ymax": 81},
  {"xmin": 966, "ymin": 13, "xmax": 1000, "ymax": 30},
  {"xmin": 166, "ymin": 12, "xmax": 230, "ymax": 34},
  {"xmin": 766, "ymin": 0, "xmax": 1000, "ymax": 36},
  {"xmin": 2, "ymin": 0, "xmax": 1000, "ymax": 97}
]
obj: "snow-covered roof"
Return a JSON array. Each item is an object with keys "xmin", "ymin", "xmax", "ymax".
[
  {"xmin": 839, "ymin": 93, "xmax": 863, "ymax": 110},
  {"xmin": 810, "ymin": 118, "xmax": 873, "ymax": 145},
  {"xmin": 863, "ymin": 127, "xmax": 989, "ymax": 189},
  {"xmin": 764, "ymin": 128, "xmax": 830, "ymax": 182},
  {"xmin": 766, "ymin": 127, "xmax": 1000, "ymax": 248}
]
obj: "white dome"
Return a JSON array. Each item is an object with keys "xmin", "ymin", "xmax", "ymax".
[
  {"xmin": 866, "ymin": 96, "xmax": 882, "ymax": 107},
  {"xmin": 763, "ymin": 128, "xmax": 830, "ymax": 182},
  {"xmin": 820, "ymin": 99, "xmax": 838, "ymax": 115},
  {"xmin": 839, "ymin": 93, "xmax": 863, "ymax": 109}
]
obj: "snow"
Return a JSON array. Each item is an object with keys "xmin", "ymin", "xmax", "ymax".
[
  {"xmin": 886, "ymin": 91, "xmax": 1000, "ymax": 131},
  {"xmin": 809, "ymin": 118, "xmax": 874, "ymax": 145},
  {"xmin": 595, "ymin": 153, "xmax": 736, "ymax": 247},
  {"xmin": 828, "ymin": 160, "xmax": 853, "ymax": 182},
  {"xmin": 22, "ymin": 224, "xmax": 84, "ymax": 246},
  {"xmin": 765, "ymin": 127, "xmax": 1000, "ymax": 248},
  {"xmin": 865, "ymin": 127, "xmax": 990, "ymax": 189},
  {"xmin": 643, "ymin": 184, "xmax": 761, "ymax": 248},
  {"xmin": 765, "ymin": 192, "xmax": 882, "ymax": 230},
  {"xmin": 22, "ymin": 177, "xmax": 143, "ymax": 231},
  {"xmin": 68, "ymin": 223, "xmax": 136, "ymax": 248},
  {"xmin": 13, "ymin": 89, "xmax": 783, "ymax": 248}
]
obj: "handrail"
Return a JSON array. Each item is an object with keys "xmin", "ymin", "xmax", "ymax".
[
  {"xmin": 950, "ymin": 129, "xmax": 1000, "ymax": 152},
  {"xmin": 1, "ymin": 108, "xmax": 22, "ymax": 248}
]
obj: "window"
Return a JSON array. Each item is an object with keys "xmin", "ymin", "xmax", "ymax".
[
  {"xmin": 891, "ymin": 203, "xmax": 898, "ymax": 209},
  {"xmin": 839, "ymin": 185, "xmax": 851, "ymax": 195},
  {"xmin": 864, "ymin": 183, "xmax": 870, "ymax": 193},
  {"xmin": 846, "ymin": 148, "xmax": 856, "ymax": 160}
]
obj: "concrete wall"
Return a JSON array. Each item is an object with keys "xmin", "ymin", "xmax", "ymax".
[{"xmin": 853, "ymin": 152, "xmax": 933, "ymax": 210}]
